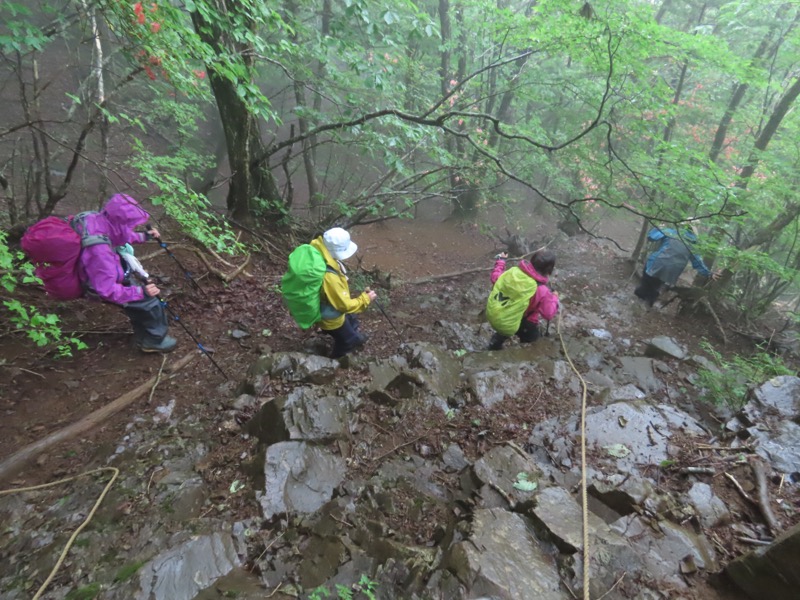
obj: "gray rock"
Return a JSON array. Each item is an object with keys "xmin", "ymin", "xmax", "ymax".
[
  {"xmin": 436, "ymin": 319, "xmax": 486, "ymax": 351},
  {"xmin": 617, "ymin": 357, "xmax": 662, "ymax": 393},
  {"xmin": 688, "ymin": 354, "xmax": 720, "ymax": 373},
  {"xmin": 442, "ymin": 443, "xmax": 469, "ymax": 472},
  {"xmin": 686, "ymin": 482, "xmax": 731, "ymax": 528},
  {"xmin": 749, "ymin": 420, "xmax": 800, "ymax": 475},
  {"xmin": 367, "ymin": 356, "xmax": 409, "ymax": 391},
  {"xmin": 609, "ymin": 384, "xmax": 646, "ymax": 401},
  {"xmin": 645, "ymin": 336, "xmax": 687, "ymax": 360},
  {"xmin": 133, "ymin": 532, "xmax": 241, "ymax": 600},
  {"xmin": 751, "ymin": 376, "xmax": 800, "ymax": 420},
  {"xmin": 725, "ymin": 522, "xmax": 800, "ymax": 600},
  {"xmin": 283, "ymin": 387, "xmax": 359, "ymax": 442},
  {"xmin": 589, "ymin": 475, "xmax": 657, "ymax": 516},
  {"xmin": 531, "ymin": 402, "xmax": 705, "ymax": 477},
  {"xmin": 588, "ymin": 328, "xmax": 613, "ymax": 340},
  {"xmin": 249, "ymin": 352, "xmax": 339, "ymax": 385},
  {"xmin": 531, "ymin": 486, "xmax": 606, "ymax": 551},
  {"xmin": 405, "ymin": 342, "xmax": 462, "ymax": 399},
  {"xmin": 465, "ymin": 365, "xmax": 534, "ymax": 408},
  {"xmin": 446, "ymin": 508, "xmax": 566, "ymax": 599},
  {"xmin": 259, "ymin": 441, "xmax": 346, "ymax": 519},
  {"xmin": 472, "ymin": 445, "xmax": 541, "ymax": 508},
  {"xmin": 610, "ymin": 515, "xmax": 717, "ymax": 585}
]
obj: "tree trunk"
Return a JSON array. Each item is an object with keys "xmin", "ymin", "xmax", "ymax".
[{"xmin": 191, "ymin": 5, "xmax": 280, "ymax": 224}]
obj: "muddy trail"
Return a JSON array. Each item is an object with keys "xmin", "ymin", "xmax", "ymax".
[{"xmin": 1, "ymin": 215, "xmax": 798, "ymax": 600}]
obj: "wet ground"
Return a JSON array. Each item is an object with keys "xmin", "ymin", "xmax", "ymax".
[{"xmin": 1, "ymin": 205, "xmax": 795, "ymax": 599}]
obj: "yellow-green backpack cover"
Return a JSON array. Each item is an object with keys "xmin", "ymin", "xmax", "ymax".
[{"xmin": 485, "ymin": 267, "xmax": 538, "ymax": 336}]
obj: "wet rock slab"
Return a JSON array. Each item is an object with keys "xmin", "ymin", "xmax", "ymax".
[
  {"xmin": 446, "ymin": 508, "xmax": 566, "ymax": 599},
  {"xmin": 645, "ymin": 336, "xmax": 687, "ymax": 360},
  {"xmin": 126, "ymin": 531, "xmax": 241, "ymax": 600},
  {"xmin": 531, "ymin": 401, "xmax": 706, "ymax": 476},
  {"xmin": 259, "ymin": 441, "xmax": 346, "ymax": 519}
]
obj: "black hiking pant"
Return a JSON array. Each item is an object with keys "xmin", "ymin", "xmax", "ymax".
[
  {"xmin": 634, "ymin": 273, "xmax": 663, "ymax": 306},
  {"xmin": 123, "ymin": 296, "xmax": 169, "ymax": 344},
  {"xmin": 324, "ymin": 314, "xmax": 367, "ymax": 358},
  {"xmin": 488, "ymin": 319, "xmax": 541, "ymax": 350}
]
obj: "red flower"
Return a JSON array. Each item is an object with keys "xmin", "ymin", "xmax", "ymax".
[
  {"xmin": 193, "ymin": 69, "xmax": 206, "ymax": 79},
  {"xmin": 150, "ymin": 21, "xmax": 161, "ymax": 33},
  {"xmin": 137, "ymin": 12, "xmax": 146, "ymax": 24},
  {"xmin": 144, "ymin": 66, "xmax": 156, "ymax": 80},
  {"xmin": 150, "ymin": 3, "xmax": 158, "ymax": 12},
  {"xmin": 134, "ymin": 2, "xmax": 143, "ymax": 13}
]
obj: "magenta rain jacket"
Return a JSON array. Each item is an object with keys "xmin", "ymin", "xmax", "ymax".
[
  {"xmin": 78, "ymin": 194, "xmax": 150, "ymax": 305},
  {"xmin": 490, "ymin": 258, "xmax": 559, "ymax": 325}
]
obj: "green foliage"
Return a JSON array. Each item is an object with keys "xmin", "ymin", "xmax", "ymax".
[
  {"xmin": 309, "ymin": 575, "xmax": 378, "ymax": 600},
  {"xmin": 3, "ymin": 300, "xmax": 86, "ymax": 357},
  {"xmin": 696, "ymin": 341, "xmax": 793, "ymax": 410},
  {"xmin": 0, "ymin": 2, "xmax": 50, "ymax": 52},
  {"xmin": 114, "ymin": 560, "xmax": 146, "ymax": 583},
  {"xmin": 129, "ymin": 141, "xmax": 244, "ymax": 255},
  {"xmin": 65, "ymin": 583, "xmax": 102, "ymax": 600},
  {"xmin": 1, "ymin": 232, "xmax": 86, "ymax": 357}
]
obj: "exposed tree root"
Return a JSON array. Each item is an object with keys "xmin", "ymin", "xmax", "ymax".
[
  {"xmin": 140, "ymin": 243, "xmax": 252, "ymax": 282},
  {"xmin": 0, "ymin": 351, "xmax": 197, "ymax": 483}
]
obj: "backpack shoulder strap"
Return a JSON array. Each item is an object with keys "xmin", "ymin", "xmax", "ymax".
[{"xmin": 70, "ymin": 212, "xmax": 111, "ymax": 248}]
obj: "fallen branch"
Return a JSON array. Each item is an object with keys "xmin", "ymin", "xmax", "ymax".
[
  {"xmin": 736, "ymin": 536, "xmax": 772, "ymax": 546},
  {"xmin": 751, "ymin": 458, "xmax": 781, "ymax": 536},
  {"xmin": 699, "ymin": 297, "xmax": 728, "ymax": 345},
  {"xmin": 147, "ymin": 355, "xmax": 168, "ymax": 404},
  {"xmin": 681, "ymin": 467, "xmax": 715, "ymax": 476},
  {"xmin": 724, "ymin": 472, "xmax": 755, "ymax": 504},
  {"xmin": 193, "ymin": 248, "xmax": 252, "ymax": 282},
  {"xmin": 0, "ymin": 352, "xmax": 197, "ymax": 483},
  {"xmin": 139, "ymin": 244, "xmax": 252, "ymax": 281},
  {"xmin": 407, "ymin": 266, "xmax": 489, "ymax": 285},
  {"xmin": 371, "ymin": 435, "xmax": 423, "ymax": 462}
]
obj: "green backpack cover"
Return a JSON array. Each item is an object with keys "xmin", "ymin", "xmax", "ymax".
[
  {"xmin": 485, "ymin": 266, "xmax": 538, "ymax": 336},
  {"xmin": 281, "ymin": 244, "xmax": 328, "ymax": 329}
]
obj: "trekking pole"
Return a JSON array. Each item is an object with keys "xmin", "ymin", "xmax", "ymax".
[
  {"xmin": 160, "ymin": 298, "xmax": 229, "ymax": 380},
  {"xmin": 372, "ymin": 298, "xmax": 405, "ymax": 344},
  {"xmin": 146, "ymin": 224, "xmax": 205, "ymax": 295}
]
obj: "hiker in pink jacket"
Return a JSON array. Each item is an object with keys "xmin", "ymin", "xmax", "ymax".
[
  {"xmin": 77, "ymin": 194, "xmax": 176, "ymax": 353},
  {"xmin": 488, "ymin": 249, "xmax": 559, "ymax": 350}
]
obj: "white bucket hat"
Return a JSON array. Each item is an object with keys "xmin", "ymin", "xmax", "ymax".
[{"xmin": 322, "ymin": 227, "xmax": 358, "ymax": 260}]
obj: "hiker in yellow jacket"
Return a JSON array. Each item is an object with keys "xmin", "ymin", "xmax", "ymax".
[{"xmin": 310, "ymin": 228, "xmax": 377, "ymax": 358}]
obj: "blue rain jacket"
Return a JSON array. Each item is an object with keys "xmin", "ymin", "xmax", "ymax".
[{"xmin": 645, "ymin": 228, "xmax": 711, "ymax": 286}]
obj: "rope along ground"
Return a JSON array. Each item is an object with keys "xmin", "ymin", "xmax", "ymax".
[
  {"xmin": 0, "ymin": 467, "xmax": 119, "ymax": 599},
  {"xmin": 556, "ymin": 309, "xmax": 591, "ymax": 599}
]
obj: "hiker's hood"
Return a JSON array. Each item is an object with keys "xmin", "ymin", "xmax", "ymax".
[
  {"xmin": 519, "ymin": 259, "xmax": 549, "ymax": 284},
  {"xmin": 101, "ymin": 194, "xmax": 149, "ymax": 245}
]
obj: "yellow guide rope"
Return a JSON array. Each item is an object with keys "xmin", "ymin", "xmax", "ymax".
[
  {"xmin": 0, "ymin": 467, "xmax": 120, "ymax": 599},
  {"xmin": 555, "ymin": 310, "xmax": 591, "ymax": 599}
]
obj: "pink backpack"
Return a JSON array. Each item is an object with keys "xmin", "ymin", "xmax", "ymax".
[{"xmin": 21, "ymin": 213, "xmax": 110, "ymax": 300}]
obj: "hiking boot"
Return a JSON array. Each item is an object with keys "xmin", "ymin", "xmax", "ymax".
[
  {"xmin": 487, "ymin": 333, "xmax": 506, "ymax": 351},
  {"xmin": 139, "ymin": 335, "xmax": 177, "ymax": 354}
]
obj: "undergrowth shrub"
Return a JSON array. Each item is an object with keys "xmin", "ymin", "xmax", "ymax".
[
  {"xmin": 696, "ymin": 341, "xmax": 793, "ymax": 410},
  {"xmin": 308, "ymin": 575, "xmax": 378, "ymax": 600}
]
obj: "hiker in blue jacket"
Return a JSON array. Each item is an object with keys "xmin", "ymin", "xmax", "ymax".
[{"xmin": 634, "ymin": 226, "xmax": 716, "ymax": 306}]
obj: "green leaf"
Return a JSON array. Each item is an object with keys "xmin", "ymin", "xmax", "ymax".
[
  {"xmin": 604, "ymin": 444, "xmax": 631, "ymax": 458},
  {"xmin": 513, "ymin": 472, "xmax": 538, "ymax": 492}
]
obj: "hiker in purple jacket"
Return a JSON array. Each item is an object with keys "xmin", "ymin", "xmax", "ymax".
[
  {"xmin": 77, "ymin": 194, "xmax": 176, "ymax": 353},
  {"xmin": 488, "ymin": 249, "xmax": 560, "ymax": 350}
]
